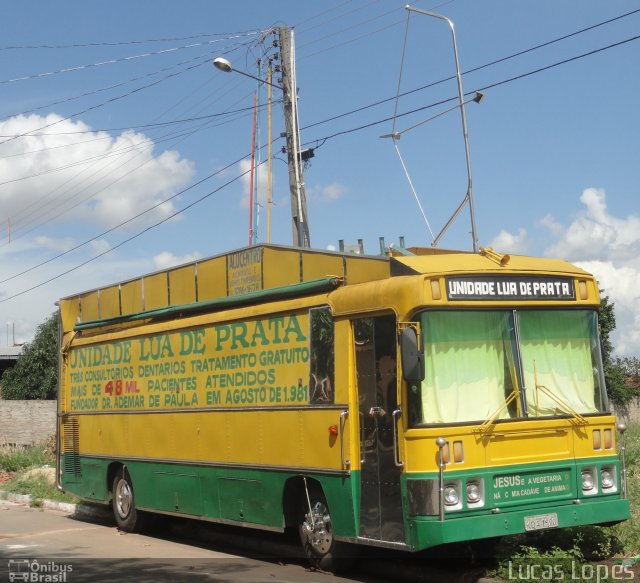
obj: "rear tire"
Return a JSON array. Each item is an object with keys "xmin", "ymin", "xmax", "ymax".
[
  {"xmin": 112, "ymin": 468, "xmax": 143, "ymax": 532},
  {"xmin": 297, "ymin": 486, "xmax": 355, "ymax": 572}
]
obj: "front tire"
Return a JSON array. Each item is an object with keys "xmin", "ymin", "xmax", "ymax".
[
  {"xmin": 112, "ymin": 469, "xmax": 143, "ymax": 532},
  {"xmin": 298, "ymin": 486, "xmax": 355, "ymax": 572}
]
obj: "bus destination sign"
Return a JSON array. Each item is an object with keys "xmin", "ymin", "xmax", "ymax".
[{"xmin": 446, "ymin": 276, "xmax": 576, "ymax": 301}]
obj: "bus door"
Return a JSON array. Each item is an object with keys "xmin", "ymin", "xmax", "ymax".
[{"xmin": 354, "ymin": 315, "xmax": 405, "ymax": 543}]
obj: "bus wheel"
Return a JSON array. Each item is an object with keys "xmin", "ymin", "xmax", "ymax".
[
  {"xmin": 298, "ymin": 488, "xmax": 352, "ymax": 572},
  {"xmin": 112, "ymin": 469, "xmax": 141, "ymax": 532}
]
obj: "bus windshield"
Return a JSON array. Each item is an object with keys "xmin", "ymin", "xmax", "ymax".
[{"xmin": 409, "ymin": 309, "xmax": 606, "ymax": 425}]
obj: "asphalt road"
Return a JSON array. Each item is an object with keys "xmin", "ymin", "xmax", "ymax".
[{"xmin": 0, "ymin": 498, "xmax": 488, "ymax": 583}]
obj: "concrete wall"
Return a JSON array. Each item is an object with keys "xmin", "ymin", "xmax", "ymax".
[
  {"xmin": 612, "ymin": 399, "xmax": 640, "ymax": 426},
  {"xmin": 0, "ymin": 400, "xmax": 56, "ymax": 447}
]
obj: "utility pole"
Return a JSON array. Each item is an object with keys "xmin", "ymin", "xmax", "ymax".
[{"xmin": 278, "ymin": 26, "xmax": 310, "ymax": 248}]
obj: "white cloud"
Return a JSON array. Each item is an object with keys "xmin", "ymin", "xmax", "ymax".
[
  {"xmin": 319, "ymin": 182, "xmax": 347, "ymax": 202},
  {"xmin": 543, "ymin": 188, "xmax": 640, "ymax": 262},
  {"xmin": 541, "ymin": 188, "xmax": 640, "ymax": 356},
  {"xmin": 237, "ymin": 159, "xmax": 270, "ymax": 209},
  {"xmin": 0, "ymin": 114, "xmax": 195, "ymax": 233},
  {"xmin": 89, "ymin": 238, "xmax": 112, "ymax": 255},
  {"xmin": 33, "ymin": 235, "xmax": 76, "ymax": 252},
  {"xmin": 488, "ymin": 228, "xmax": 529, "ymax": 254},
  {"xmin": 152, "ymin": 251, "xmax": 201, "ymax": 270},
  {"xmin": 576, "ymin": 260, "xmax": 640, "ymax": 357},
  {"xmin": 0, "ymin": 248, "xmax": 155, "ymax": 346}
]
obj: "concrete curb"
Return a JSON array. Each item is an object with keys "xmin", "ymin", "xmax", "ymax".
[{"xmin": 0, "ymin": 489, "xmax": 110, "ymax": 521}]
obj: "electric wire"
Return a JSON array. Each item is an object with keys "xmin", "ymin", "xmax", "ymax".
[
  {"xmin": 4, "ymin": 79, "xmax": 266, "ymax": 242},
  {"xmin": 6, "ymin": 29, "xmax": 637, "ymax": 241},
  {"xmin": 0, "ymin": 31, "xmax": 255, "ymax": 51},
  {"xmin": 0, "ymin": 35, "xmax": 275, "ymax": 239},
  {"xmin": 0, "ymin": 59, "xmax": 209, "ymax": 148},
  {"xmin": 0, "ymin": 50, "xmax": 218, "ymax": 122},
  {"xmin": 1, "ymin": 7, "xmax": 638, "ymax": 297},
  {"xmin": 0, "ymin": 31, "xmax": 266, "ymax": 85},
  {"xmin": 302, "ymin": 32, "xmax": 640, "ymax": 146},
  {"xmin": 0, "ymin": 160, "xmax": 263, "ymax": 304},
  {"xmin": 5, "ymin": 100, "xmax": 263, "ymax": 240},
  {"xmin": 5, "ymin": 6, "xmax": 634, "ymax": 143},
  {"xmin": 0, "ymin": 153, "xmax": 253, "ymax": 285},
  {"xmin": 301, "ymin": 7, "xmax": 640, "ymax": 132},
  {"xmin": 1, "ymin": 51, "xmax": 265, "ymax": 239}
]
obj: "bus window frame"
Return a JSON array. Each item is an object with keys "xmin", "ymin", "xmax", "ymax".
[{"xmin": 405, "ymin": 306, "xmax": 609, "ymax": 428}]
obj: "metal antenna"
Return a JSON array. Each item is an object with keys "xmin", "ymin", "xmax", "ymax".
[{"xmin": 405, "ymin": 5, "xmax": 479, "ymax": 252}]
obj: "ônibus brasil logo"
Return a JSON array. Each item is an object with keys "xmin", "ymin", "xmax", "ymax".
[{"xmin": 7, "ymin": 560, "xmax": 72, "ymax": 582}]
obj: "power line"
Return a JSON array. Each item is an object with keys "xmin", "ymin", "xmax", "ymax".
[
  {"xmin": 2, "ymin": 6, "xmax": 638, "ymax": 299},
  {"xmin": 301, "ymin": 7, "xmax": 640, "ymax": 132},
  {"xmin": 0, "ymin": 153, "xmax": 252, "ymax": 285},
  {"xmin": 0, "ymin": 51, "xmax": 216, "ymax": 122},
  {"xmin": 303, "ymin": 32, "xmax": 640, "ymax": 145},
  {"xmin": 1, "ymin": 56, "xmax": 266, "ymax": 240},
  {"xmin": 8, "ymin": 5, "xmax": 635, "ymax": 142},
  {"xmin": 0, "ymin": 160, "xmax": 262, "ymax": 304},
  {"xmin": 0, "ymin": 31, "xmax": 258, "ymax": 51},
  {"xmin": 0, "ymin": 59, "xmax": 209, "ymax": 148},
  {"xmin": 2, "ymin": 105, "xmax": 258, "ymax": 240},
  {"xmin": 0, "ymin": 31, "xmax": 265, "ymax": 85},
  {"xmin": 0, "ymin": 99, "xmax": 282, "ymax": 141}
]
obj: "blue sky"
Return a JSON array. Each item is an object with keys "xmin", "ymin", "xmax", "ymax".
[{"xmin": 0, "ymin": 1, "xmax": 638, "ymax": 356}]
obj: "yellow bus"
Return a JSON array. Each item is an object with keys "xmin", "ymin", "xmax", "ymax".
[{"xmin": 57, "ymin": 243, "xmax": 629, "ymax": 569}]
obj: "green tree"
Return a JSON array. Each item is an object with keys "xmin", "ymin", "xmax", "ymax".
[
  {"xmin": 1, "ymin": 312, "xmax": 58, "ymax": 399},
  {"xmin": 598, "ymin": 293, "xmax": 634, "ymax": 406}
]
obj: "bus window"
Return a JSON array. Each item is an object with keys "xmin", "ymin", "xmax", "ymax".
[
  {"xmin": 415, "ymin": 310, "xmax": 518, "ymax": 425},
  {"xmin": 409, "ymin": 309, "xmax": 607, "ymax": 426},
  {"xmin": 518, "ymin": 310, "xmax": 605, "ymax": 416},
  {"xmin": 309, "ymin": 306, "xmax": 335, "ymax": 404}
]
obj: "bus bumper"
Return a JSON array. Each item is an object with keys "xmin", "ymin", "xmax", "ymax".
[{"xmin": 407, "ymin": 497, "xmax": 630, "ymax": 550}]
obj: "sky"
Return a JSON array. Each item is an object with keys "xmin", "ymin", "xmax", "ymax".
[{"xmin": 0, "ymin": 1, "xmax": 638, "ymax": 356}]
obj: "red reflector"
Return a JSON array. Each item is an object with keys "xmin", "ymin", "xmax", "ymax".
[{"xmin": 329, "ymin": 425, "xmax": 338, "ymax": 436}]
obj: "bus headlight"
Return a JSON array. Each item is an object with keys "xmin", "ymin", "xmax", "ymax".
[
  {"xmin": 601, "ymin": 468, "xmax": 615, "ymax": 490},
  {"xmin": 466, "ymin": 481, "xmax": 481, "ymax": 503},
  {"xmin": 444, "ymin": 485, "xmax": 459, "ymax": 506},
  {"xmin": 581, "ymin": 469, "xmax": 595, "ymax": 492}
]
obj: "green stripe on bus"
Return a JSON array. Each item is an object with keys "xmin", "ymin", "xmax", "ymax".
[{"xmin": 59, "ymin": 454, "xmax": 358, "ymax": 538}]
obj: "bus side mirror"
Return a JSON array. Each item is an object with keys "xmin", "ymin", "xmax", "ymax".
[{"xmin": 400, "ymin": 326, "xmax": 424, "ymax": 382}]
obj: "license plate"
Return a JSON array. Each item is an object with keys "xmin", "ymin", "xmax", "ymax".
[{"xmin": 524, "ymin": 512, "xmax": 559, "ymax": 531}]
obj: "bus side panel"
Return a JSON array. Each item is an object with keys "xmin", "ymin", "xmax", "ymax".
[
  {"xmin": 60, "ymin": 451, "xmax": 358, "ymax": 534},
  {"xmin": 59, "ymin": 407, "xmax": 356, "ymax": 533}
]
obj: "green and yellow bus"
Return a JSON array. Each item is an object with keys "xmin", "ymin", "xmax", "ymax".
[{"xmin": 57, "ymin": 243, "xmax": 629, "ymax": 569}]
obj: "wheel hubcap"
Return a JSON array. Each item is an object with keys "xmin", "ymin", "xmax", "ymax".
[
  {"xmin": 115, "ymin": 479, "xmax": 132, "ymax": 518},
  {"xmin": 302, "ymin": 501, "xmax": 333, "ymax": 555}
]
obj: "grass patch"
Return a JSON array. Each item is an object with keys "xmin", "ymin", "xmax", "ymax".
[
  {"xmin": 0, "ymin": 438, "xmax": 77, "ymax": 505},
  {"xmin": 0, "ymin": 443, "xmax": 50, "ymax": 472},
  {"xmin": 5, "ymin": 471, "xmax": 78, "ymax": 505},
  {"xmin": 612, "ymin": 423, "xmax": 640, "ymax": 556}
]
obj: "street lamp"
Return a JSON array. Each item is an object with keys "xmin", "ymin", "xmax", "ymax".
[{"xmin": 212, "ymin": 57, "xmax": 280, "ymax": 89}]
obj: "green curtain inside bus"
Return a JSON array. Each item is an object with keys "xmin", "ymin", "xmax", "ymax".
[
  {"xmin": 519, "ymin": 310, "xmax": 600, "ymax": 415},
  {"xmin": 421, "ymin": 311, "xmax": 515, "ymax": 423}
]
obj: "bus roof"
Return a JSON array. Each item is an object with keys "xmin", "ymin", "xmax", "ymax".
[
  {"xmin": 390, "ymin": 251, "xmax": 590, "ymax": 278},
  {"xmin": 59, "ymin": 243, "xmax": 594, "ymax": 333}
]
